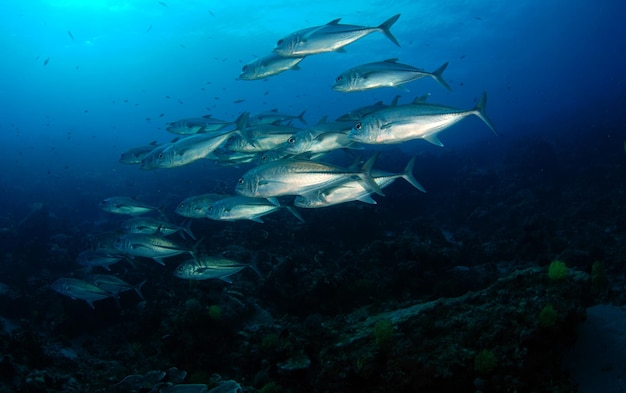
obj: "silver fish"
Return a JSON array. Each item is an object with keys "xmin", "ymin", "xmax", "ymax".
[
  {"xmin": 295, "ymin": 157, "xmax": 425, "ymax": 208},
  {"xmin": 335, "ymin": 95, "xmax": 402, "ymax": 121},
  {"xmin": 98, "ymin": 197, "xmax": 159, "ymax": 216},
  {"xmin": 282, "ymin": 129, "xmax": 356, "ymax": 156},
  {"xmin": 175, "ymin": 193, "xmax": 228, "ymax": 218},
  {"xmin": 274, "ymin": 14, "xmax": 400, "ymax": 57},
  {"xmin": 50, "ymin": 277, "xmax": 115, "ymax": 309},
  {"xmin": 113, "ymin": 233, "xmax": 195, "ymax": 265},
  {"xmin": 248, "ymin": 109, "xmax": 308, "ymax": 126},
  {"xmin": 76, "ymin": 249, "xmax": 124, "ymax": 271},
  {"xmin": 235, "ymin": 155, "xmax": 383, "ymax": 198},
  {"xmin": 166, "ymin": 115, "xmax": 234, "ymax": 135},
  {"xmin": 119, "ymin": 141, "xmax": 159, "ymax": 164},
  {"xmin": 239, "ymin": 54, "xmax": 305, "ymax": 80},
  {"xmin": 121, "ymin": 217, "xmax": 195, "ymax": 239},
  {"xmin": 332, "ymin": 59, "xmax": 451, "ymax": 92},
  {"xmin": 349, "ymin": 92, "xmax": 498, "ymax": 146},
  {"xmin": 85, "ymin": 274, "xmax": 146, "ymax": 300},
  {"xmin": 225, "ymin": 123, "xmax": 302, "ymax": 153},
  {"xmin": 174, "ymin": 256, "xmax": 259, "ymax": 282},
  {"xmin": 205, "ymin": 196, "xmax": 303, "ymax": 223},
  {"xmin": 139, "ymin": 143, "xmax": 174, "ymax": 170}
]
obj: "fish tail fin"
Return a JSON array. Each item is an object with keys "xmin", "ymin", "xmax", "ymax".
[
  {"xmin": 134, "ymin": 279, "xmax": 147, "ymax": 300},
  {"xmin": 297, "ymin": 110, "xmax": 308, "ymax": 125},
  {"xmin": 401, "ymin": 157, "xmax": 427, "ymax": 193},
  {"xmin": 473, "ymin": 92, "xmax": 499, "ymax": 136},
  {"xmin": 189, "ymin": 237, "xmax": 204, "ymax": 262},
  {"xmin": 181, "ymin": 219, "xmax": 196, "ymax": 240},
  {"xmin": 431, "ymin": 62, "xmax": 452, "ymax": 91},
  {"xmin": 378, "ymin": 14, "xmax": 401, "ymax": 47},
  {"xmin": 359, "ymin": 154, "xmax": 385, "ymax": 196},
  {"xmin": 248, "ymin": 254, "xmax": 263, "ymax": 278}
]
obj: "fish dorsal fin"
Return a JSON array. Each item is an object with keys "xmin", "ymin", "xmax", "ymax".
[
  {"xmin": 202, "ymin": 114, "xmax": 212, "ymax": 119},
  {"xmin": 384, "ymin": 58, "xmax": 399, "ymax": 63},
  {"xmin": 391, "ymin": 95, "xmax": 400, "ymax": 106},
  {"xmin": 316, "ymin": 115, "xmax": 328, "ymax": 125},
  {"xmin": 270, "ymin": 108, "xmax": 278, "ymax": 112},
  {"xmin": 327, "ymin": 18, "xmax": 342, "ymax": 25},
  {"xmin": 149, "ymin": 140, "xmax": 157, "ymax": 145}
]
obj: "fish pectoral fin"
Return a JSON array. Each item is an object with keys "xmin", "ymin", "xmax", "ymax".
[
  {"xmin": 219, "ymin": 276, "xmax": 233, "ymax": 284},
  {"xmin": 423, "ymin": 134, "xmax": 444, "ymax": 147},
  {"xmin": 357, "ymin": 195, "xmax": 378, "ymax": 204},
  {"xmin": 250, "ymin": 217, "xmax": 264, "ymax": 223}
]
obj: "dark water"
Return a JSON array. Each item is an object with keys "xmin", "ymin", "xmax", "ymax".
[{"xmin": 0, "ymin": 1, "xmax": 625, "ymax": 392}]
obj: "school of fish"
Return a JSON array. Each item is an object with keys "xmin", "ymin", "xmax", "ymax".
[{"xmin": 51, "ymin": 14, "xmax": 499, "ymax": 308}]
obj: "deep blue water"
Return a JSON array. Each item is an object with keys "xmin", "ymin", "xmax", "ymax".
[{"xmin": 0, "ymin": 0, "xmax": 625, "ymax": 391}]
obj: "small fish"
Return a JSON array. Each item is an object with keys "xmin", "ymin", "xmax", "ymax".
[
  {"xmin": 146, "ymin": 25, "xmax": 153, "ymax": 33},
  {"xmin": 332, "ymin": 59, "xmax": 452, "ymax": 92},
  {"xmin": 98, "ymin": 196, "xmax": 159, "ymax": 216},
  {"xmin": 233, "ymin": 99, "xmax": 245, "ymax": 104},
  {"xmin": 114, "ymin": 233, "xmax": 196, "ymax": 265},
  {"xmin": 158, "ymin": 1, "xmax": 168, "ymax": 7},
  {"xmin": 85, "ymin": 274, "xmax": 146, "ymax": 300},
  {"xmin": 174, "ymin": 256, "xmax": 260, "ymax": 282},
  {"xmin": 205, "ymin": 196, "xmax": 303, "ymax": 223},
  {"xmin": 50, "ymin": 278, "xmax": 115, "ymax": 309},
  {"xmin": 121, "ymin": 216, "xmax": 195, "ymax": 239},
  {"xmin": 175, "ymin": 193, "xmax": 228, "ymax": 218},
  {"xmin": 76, "ymin": 250, "xmax": 124, "ymax": 271},
  {"xmin": 43, "ymin": 57, "xmax": 50, "ymax": 66},
  {"xmin": 238, "ymin": 54, "xmax": 304, "ymax": 80},
  {"xmin": 67, "ymin": 31, "xmax": 75, "ymax": 41},
  {"xmin": 274, "ymin": 14, "xmax": 400, "ymax": 57}
]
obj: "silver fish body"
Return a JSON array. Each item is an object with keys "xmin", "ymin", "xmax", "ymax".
[
  {"xmin": 332, "ymin": 60, "xmax": 451, "ymax": 92},
  {"xmin": 239, "ymin": 54, "xmax": 305, "ymax": 80},
  {"xmin": 50, "ymin": 277, "xmax": 115, "ymax": 309},
  {"xmin": 76, "ymin": 249, "xmax": 123, "ymax": 271},
  {"xmin": 98, "ymin": 197, "xmax": 158, "ymax": 216},
  {"xmin": 274, "ymin": 14, "xmax": 400, "ymax": 57},
  {"xmin": 235, "ymin": 156, "xmax": 382, "ymax": 198},
  {"xmin": 175, "ymin": 193, "xmax": 228, "ymax": 218},
  {"xmin": 349, "ymin": 92, "xmax": 498, "ymax": 146},
  {"xmin": 206, "ymin": 196, "xmax": 303, "ymax": 223},
  {"xmin": 119, "ymin": 142, "xmax": 160, "ymax": 164},
  {"xmin": 121, "ymin": 217, "xmax": 195, "ymax": 239},
  {"xmin": 85, "ymin": 274, "xmax": 145, "ymax": 300},
  {"xmin": 113, "ymin": 233, "xmax": 193, "ymax": 265},
  {"xmin": 174, "ymin": 256, "xmax": 257, "ymax": 282},
  {"xmin": 166, "ymin": 116, "xmax": 234, "ymax": 135}
]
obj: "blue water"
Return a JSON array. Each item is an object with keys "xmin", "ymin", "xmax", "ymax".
[{"xmin": 0, "ymin": 0, "xmax": 625, "ymax": 390}]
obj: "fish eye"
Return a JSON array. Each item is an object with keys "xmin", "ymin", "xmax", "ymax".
[
  {"xmin": 355, "ymin": 122, "xmax": 362, "ymax": 130},
  {"xmin": 276, "ymin": 39, "xmax": 283, "ymax": 46},
  {"xmin": 288, "ymin": 137, "xmax": 296, "ymax": 144},
  {"xmin": 158, "ymin": 153, "xmax": 163, "ymax": 158},
  {"xmin": 336, "ymin": 75, "xmax": 342, "ymax": 82},
  {"xmin": 238, "ymin": 178, "xmax": 244, "ymax": 184}
]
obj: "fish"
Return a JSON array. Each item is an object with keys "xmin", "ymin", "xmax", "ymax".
[
  {"xmin": 235, "ymin": 155, "xmax": 383, "ymax": 198},
  {"xmin": 205, "ymin": 196, "xmax": 303, "ymax": 223},
  {"xmin": 239, "ymin": 54, "xmax": 305, "ymax": 80},
  {"xmin": 294, "ymin": 157, "xmax": 426, "ymax": 208},
  {"xmin": 174, "ymin": 255, "xmax": 260, "ymax": 282},
  {"xmin": 175, "ymin": 193, "xmax": 228, "ymax": 218},
  {"xmin": 158, "ymin": 1, "xmax": 168, "ymax": 7},
  {"xmin": 153, "ymin": 129, "xmax": 240, "ymax": 169},
  {"xmin": 67, "ymin": 31, "xmax": 75, "ymax": 41},
  {"xmin": 282, "ymin": 129, "xmax": 356, "ymax": 156},
  {"xmin": 121, "ymin": 217, "xmax": 195, "ymax": 239},
  {"xmin": 98, "ymin": 196, "xmax": 159, "ymax": 216},
  {"xmin": 119, "ymin": 141, "xmax": 159, "ymax": 164},
  {"xmin": 139, "ymin": 143, "xmax": 174, "ymax": 170},
  {"xmin": 113, "ymin": 233, "xmax": 196, "ymax": 265},
  {"xmin": 76, "ymin": 249, "xmax": 124, "ymax": 271},
  {"xmin": 273, "ymin": 14, "xmax": 400, "ymax": 57},
  {"xmin": 348, "ymin": 92, "xmax": 498, "ymax": 147},
  {"xmin": 166, "ymin": 116, "xmax": 234, "ymax": 135},
  {"xmin": 225, "ymin": 123, "xmax": 303, "ymax": 154},
  {"xmin": 248, "ymin": 109, "xmax": 308, "ymax": 126},
  {"xmin": 50, "ymin": 277, "xmax": 115, "ymax": 309},
  {"xmin": 332, "ymin": 59, "xmax": 452, "ymax": 92},
  {"xmin": 43, "ymin": 57, "xmax": 50, "ymax": 66},
  {"xmin": 85, "ymin": 274, "xmax": 146, "ymax": 300}
]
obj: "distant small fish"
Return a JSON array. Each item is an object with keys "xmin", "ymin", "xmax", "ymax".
[
  {"xmin": 43, "ymin": 57, "xmax": 50, "ymax": 66},
  {"xmin": 158, "ymin": 1, "xmax": 168, "ymax": 7},
  {"xmin": 146, "ymin": 25, "xmax": 152, "ymax": 33},
  {"xmin": 177, "ymin": 99, "xmax": 183, "ymax": 104},
  {"xmin": 209, "ymin": 10, "xmax": 215, "ymax": 16},
  {"xmin": 180, "ymin": 44, "xmax": 186, "ymax": 49},
  {"xmin": 159, "ymin": 113, "xmax": 164, "ymax": 117},
  {"xmin": 234, "ymin": 99, "xmax": 245, "ymax": 104},
  {"xmin": 67, "ymin": 30, "xmax": 75, "ymax": 40},
  {"xmin": 475, "ymin": 16, "xmax": 482, "ymax": 20}
]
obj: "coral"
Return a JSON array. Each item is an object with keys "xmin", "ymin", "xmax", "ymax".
[
  {"xmin": 208, "ymin": 305, "xmax": 222, "ymax": 321},
  {"xmin": 539, "ymin": 304, "xmax": 558, "ymax": 328},
  {"xmin": 373, "ymin": 318, "xmax": 394, "ymax": 348},
  {"xmin": 474, "ymin": 349, "xmax": 497, "ymax": 374},
  {"xmin": 547, "ymin": 260, "xmax": 568, "ymax": 281}
]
